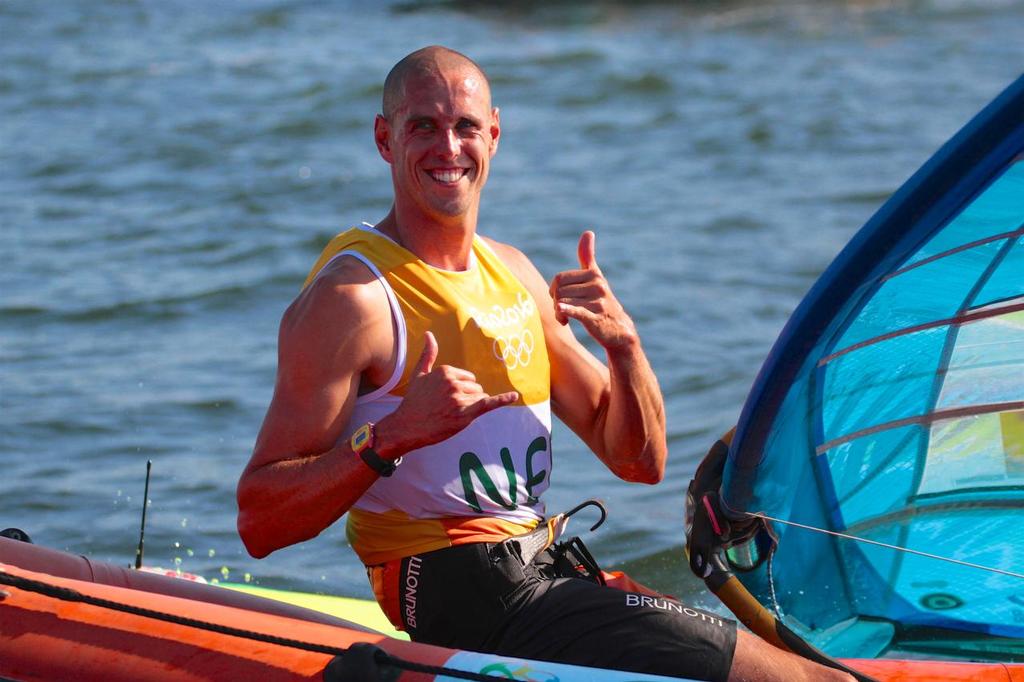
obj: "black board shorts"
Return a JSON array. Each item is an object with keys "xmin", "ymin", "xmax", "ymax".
[{"xmin": 395, "ymin": 540, "xmax": 737, "ymax": 681}]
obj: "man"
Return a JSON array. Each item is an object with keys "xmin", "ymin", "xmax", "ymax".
[{"xmin": 237, "ymin": 46, "xmax": 852, "ymax": 682}]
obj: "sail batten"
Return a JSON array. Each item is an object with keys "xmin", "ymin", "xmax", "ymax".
[{"xmin": 816, "ymin": 400, "xmax": 1024, "ymax": 454}]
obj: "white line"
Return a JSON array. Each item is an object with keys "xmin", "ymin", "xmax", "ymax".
[{"xmin": 749, "ymin": 512, "xmax": 1024, "ymax": 580}]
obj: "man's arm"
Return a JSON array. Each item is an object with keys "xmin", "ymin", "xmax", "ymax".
[
  {"xmin": 237, "ymin": 257, "xmax": 518, "ymax": 559},
  {"xmin": 236, "ymin": 259, "xmax": 391, "ymax": 558},
  {"xmin": 489, "ymin": 231, "xmax": 667, "ymax": 484}
]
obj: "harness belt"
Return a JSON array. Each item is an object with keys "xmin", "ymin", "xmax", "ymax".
[
  {"xmin": 502, "ymin": 498, "xmax": 607, "ymax": 566},
  {"xmin": 369, "ymin": 500, "xmax": 609, "ymax": 631}
]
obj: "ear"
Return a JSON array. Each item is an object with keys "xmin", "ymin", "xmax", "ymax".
[
  {"xmin": 374, "ymin": 114, "xmax": 393, "ymax": 163},
  {"xmin": 488, "ymin": 107, "xmax": 501, "ymax": 157}
]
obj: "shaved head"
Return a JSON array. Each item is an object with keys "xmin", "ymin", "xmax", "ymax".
[{"xmin": 382, "ymin": 46, "xmax": 491, "ymax": 121}]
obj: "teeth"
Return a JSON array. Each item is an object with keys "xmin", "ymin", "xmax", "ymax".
[{"xmin": 431, "ymin": 169, "xmax": 465, "ymax": 183}]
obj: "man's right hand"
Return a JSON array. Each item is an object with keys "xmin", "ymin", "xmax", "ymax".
[{"xmin": 377, "ymin": 331, "xmax": 519, "ymax": 458}]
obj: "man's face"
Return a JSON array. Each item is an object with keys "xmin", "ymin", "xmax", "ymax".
[{"xmin": 376, "ymin": 67, "xmax": 499, "ymax": 223}]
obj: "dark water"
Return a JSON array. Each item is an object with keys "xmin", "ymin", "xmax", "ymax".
[{"xmin": 3, "ymin": 0, "xmax": 1022, "ymax": 606}]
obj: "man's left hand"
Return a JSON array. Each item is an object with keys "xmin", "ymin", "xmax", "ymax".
[{"xmin": 549, "ymin": 231, "xmax": 638, "ymax": 351}]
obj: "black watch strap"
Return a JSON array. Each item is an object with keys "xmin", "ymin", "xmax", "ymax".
[{"xmin": 359, "ymin": 447, "xmax": 400, "ymax": 477}]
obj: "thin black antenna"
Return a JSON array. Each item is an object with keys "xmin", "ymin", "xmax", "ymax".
[{"xmin": 134, "ymin": 459, "xmax": 152, "ymax": 570}]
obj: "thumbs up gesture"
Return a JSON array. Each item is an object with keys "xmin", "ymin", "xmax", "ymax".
[
  {"xmin": 549, "ymin": 231, "xmax": 638, "ymax": 351},
  {"xmin": 385, "ymin": 332, "xmax": 520, "ymax": 454}
]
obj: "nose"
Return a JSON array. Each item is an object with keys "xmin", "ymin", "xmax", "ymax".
[{"xmin": 435, "ymin": 128, "xmax": 459, "ymax": 159}]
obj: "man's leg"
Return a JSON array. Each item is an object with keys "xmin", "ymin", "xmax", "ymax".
[
  {"xmin": 500, "ymin": 575, "xmax": 860, "ymax": 682},
  {"xmin": 729, "ymin": 630, "xmax": 856, "ymax": 682},
  {"xmin": 394, "ymin": 542, "xmax": 857, "ymax": 682}
]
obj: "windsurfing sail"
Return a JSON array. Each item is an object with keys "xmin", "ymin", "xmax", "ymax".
[{"xmin": 721, "ymin": 74, "xmax": 1024, "ymax": 660}]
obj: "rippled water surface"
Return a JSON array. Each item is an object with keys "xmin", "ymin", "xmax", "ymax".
[{"xmin": 3, "ymin": 0, "xmax": 1023, "ymax": 604}]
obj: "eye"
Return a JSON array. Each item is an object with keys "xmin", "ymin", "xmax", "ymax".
[
  {"xmin": 411, "ymin": 119, "xmax": 434, "ymax": 132},
  {"xmin": 456, "ymin": 118, "xmax": 479, "ymax": 131}
]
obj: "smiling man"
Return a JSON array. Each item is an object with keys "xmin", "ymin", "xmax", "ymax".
[{"xmin": 236, "ymin": 46, "xmax": 852, "ymax": 682}]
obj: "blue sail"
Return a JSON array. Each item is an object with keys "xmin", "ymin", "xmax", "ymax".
[{"xmin": 721, "ymin": 74, "xmax": 1024, "ymax": 659}]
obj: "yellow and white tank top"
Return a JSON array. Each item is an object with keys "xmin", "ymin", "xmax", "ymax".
[{"xmin": 303, "ymin": 225, "xmax": 552, "ymax": 566}]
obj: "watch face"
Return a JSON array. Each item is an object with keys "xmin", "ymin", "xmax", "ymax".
[{"xmin": 351, "ymin": 423, "xmax": 373, "ymax": 453}]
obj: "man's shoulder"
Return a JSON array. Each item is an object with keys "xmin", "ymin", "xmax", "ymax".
[
  {"xmin": 309, "ymin": 251, "xmax": 382, "ymax": 289},
  {"xmin": 479, "ymin": 235, "xmax": 539, "ymax": 282},
  {"xmin": 287, "ymin": 255, "xmax": 388, "ymax": 329}
]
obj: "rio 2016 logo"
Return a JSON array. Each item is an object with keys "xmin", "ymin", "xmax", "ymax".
[
  {"xmin": 443, "ymin": 652, "xmax": 662, "ymax": 682},
  {"xmin": 493, "ymin": 330, "xmax": 535, "ymax": 369},
  {"xmin": 473, "ymin": 661, "xmax": 656, "ymax": 682},
  {"xmin": 478, "ymin": 662, "xmax": 559, "ymax": 681}
]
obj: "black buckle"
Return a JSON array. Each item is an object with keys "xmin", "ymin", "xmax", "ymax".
[{"xmin": 548, "ymin": 536, "xmax": 605, "ymax": 585}]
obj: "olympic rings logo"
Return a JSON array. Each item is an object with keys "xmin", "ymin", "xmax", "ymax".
[{"xmin": 493, "ymin": 330, "xmax": 535, "ymax": 370}]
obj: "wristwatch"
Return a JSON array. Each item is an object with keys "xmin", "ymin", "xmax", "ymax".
[{"xmin": 350, "ymin": 422, "xmax": 400, "ymax": 477}]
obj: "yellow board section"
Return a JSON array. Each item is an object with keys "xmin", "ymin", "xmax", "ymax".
[{"xmin": 219, "ymin": 583, "xmax": 409, "ymax": 640}]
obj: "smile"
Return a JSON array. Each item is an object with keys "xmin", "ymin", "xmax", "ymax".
[{"xmin": 428, "ymin": 168, "xmax": 469, "ymax": 184}]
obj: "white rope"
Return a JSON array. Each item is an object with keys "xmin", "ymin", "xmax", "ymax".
[{"xmin": 748, "ymin": 512, "xmax": 1024, "ymax": 581}]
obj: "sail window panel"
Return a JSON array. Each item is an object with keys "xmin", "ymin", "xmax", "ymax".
[
  {"xmin": 918, "ymin": 412, "xmax": 1024, "ymax": 496},
  {"xmin": 822, "ymin": 425, "xmax": 924, "ymax": 528},
  {"xmin": 770, "ymin": 527, "xmax": 859, "ymax": 631},
  {"xmin": 822, "ymin": 327, "xmax": 948, "ymax": 447},
  {"xmin": 904, "ymin": 160, "xmax": 1024, "ymax": 267},
  {"xmin": 833, "ymin": 240, "xmax": 1004, "ymax": 352},
  {"xmin": 840, "ymin": 508, "xmax": 1024, "ymax": 635},
  {"xmin": 973, "ymin": 239, "xmax": 1024, "ymax": 309},
  {"xmin": 838, "ymin": 522, "xmax": 921, "ymax": 623},
  {"xmin": 886, "ymin": 510, "xmax": 1023, "ymax": 636},
  {"xmin": 934, "ymin": 309, "xmax": 1024, "ymax": 412}
]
